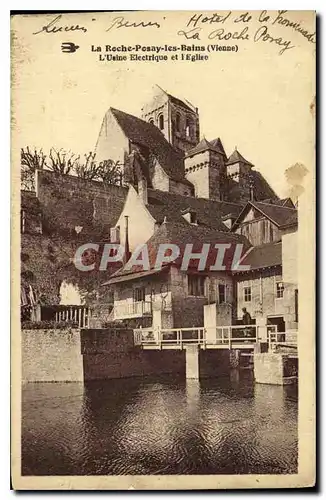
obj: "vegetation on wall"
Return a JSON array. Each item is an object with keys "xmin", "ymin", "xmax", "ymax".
[{"xmin": 21, "ymin": 147, "xmax": 124, "ymax": 190}]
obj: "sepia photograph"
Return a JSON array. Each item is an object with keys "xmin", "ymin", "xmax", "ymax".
[{"xmin": 11, "ymin": 10, "xmax": 316, "ymax": 489}]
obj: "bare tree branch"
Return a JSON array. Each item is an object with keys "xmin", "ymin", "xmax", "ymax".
[
  {"xmin": 21, "ymin": 147, "xmax": 46, "ymax": 190},
  {"xmin": 98, "ymin": 159, "xmax": 123, "ymax": 186},
  {"xmin": 47, "ymin": 148, "xmax": 78, "ymax": 175}
]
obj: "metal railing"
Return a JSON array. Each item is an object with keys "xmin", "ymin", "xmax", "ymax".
[
  {"xmin": 133, "ymin": 324, "xmax": 277, "ymax": 349},
  {"xmin": 113, "ymin": 301, "xmax": 152, "ymax": 319},
  {"xmin": 268, "ymin": 330, "xmax": 298, "ymax": 349}
]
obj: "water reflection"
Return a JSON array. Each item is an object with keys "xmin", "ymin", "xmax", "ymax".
[{"xmin": 22, "ymin": 372, "xmax": 297, "ymax": 475}]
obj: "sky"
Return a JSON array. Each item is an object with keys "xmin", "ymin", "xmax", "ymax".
[{"xmin": 12, "ymin": 10, "xmax": 315, "ymax": 198}]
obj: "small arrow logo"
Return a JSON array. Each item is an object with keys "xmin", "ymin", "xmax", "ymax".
[{"xmin": 61, "ymin": 42, "xmax": 80, "ymax": 53}]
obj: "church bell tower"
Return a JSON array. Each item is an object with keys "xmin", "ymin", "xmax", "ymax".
[{"xmin": 141, "ymin": 85, "xmax": 200, "ymax": 154}]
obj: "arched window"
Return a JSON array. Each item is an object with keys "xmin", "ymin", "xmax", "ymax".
[
  {"xmin": 148, "ymin": 118, "xmax": 154, "ymax": 125},
  {"xmin": 158, "ymin": 113, "xmax": 164, "ymax": 130},
  {"xmin": 176, "ymin": 112, "xmax": 181, "ymax": 132},
  {"xmin": 186, "ymin": 117, "xmax": 192, "ymax": 138}
]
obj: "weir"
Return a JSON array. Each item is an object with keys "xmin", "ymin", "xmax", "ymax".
[{"xmin": 21, "ymin": 325, "xmax": 298, "ymax": 385}]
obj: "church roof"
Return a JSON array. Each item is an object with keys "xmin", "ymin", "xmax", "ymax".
[
  {"xmin": 166, "ymin": 93, "xmax": 195, "ymax": 113},
  {"xmin": 210, "ymin": 138, "xmax": 227, "ymax": 158},
  {"xmin": 186, "ymin": 137, "xmax": 225, "ymax": 157},
  {"xmin": 226, "ymin": 149, "xmax": 253, "ymax": 167},
  {"xmin": 110, "ymin": 107, "xmax": 191, "ymax": 185},
  {"xmin": 250, "ymin": 171, "xmax": 278, "ymax": 201}
]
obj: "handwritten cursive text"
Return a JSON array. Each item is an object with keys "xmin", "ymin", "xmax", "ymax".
[
  {"xmin": 106, "ymin": 16, "xmax": 160, "ymax": 32},
  {"xmin": 33, "ymin": 14, "xmax": 87, "ymax": 35}
]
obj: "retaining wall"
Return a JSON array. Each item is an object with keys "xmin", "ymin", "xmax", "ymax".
[{"xmin": 22, "ymin": 328, "xmax": 83, "ymax": 382}]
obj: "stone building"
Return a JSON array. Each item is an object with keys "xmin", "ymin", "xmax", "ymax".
[
  {"xmin": 95, "ymin": 85, "xmax": 277, "ymax": 204},
  {"xmin": 20, "ymin": 85, "xmax": 298, "ymax": 334},
  {"xmin": 102, "ymin": 220, "xmax": 250, "ymax": 330},
  {"xmin": 231, "ymin": 200, "xmax": 298, "ymax": 332}
]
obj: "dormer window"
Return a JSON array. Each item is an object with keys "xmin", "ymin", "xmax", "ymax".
[
  {"xmin": 158, "ymin": 113, "xmax": 164, "ymax": 130},
  {"xmin": 181, "ymin": 208, "xmax": 197, "ymax": 225}
]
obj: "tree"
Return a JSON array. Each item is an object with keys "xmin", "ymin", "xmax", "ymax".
[
  {"xmin": 47, "ymin": 148, "xmax": 79, "ymax": 175},
  {"xmin": 21, "ymin": 145, "xmax": 125, "ymax": 190},
  {"xmin": 98, "ymin": 159, "xmax": 123, "ymax": 185},
  {"xmin": 74, "ymin": 151, "xmax": 101, "ymax": 181},
  {"xmin": 21, "ymin": 147, "xmax": 46, "ymax": 190}
]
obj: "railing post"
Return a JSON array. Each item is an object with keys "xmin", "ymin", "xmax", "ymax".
[{"xmin": 228, "ymin": 327, "xmax": 232, "ymax": 349}]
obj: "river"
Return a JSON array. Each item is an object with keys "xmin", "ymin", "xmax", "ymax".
[{"xmin": 22, "ymin": 371, "xmax": 298, "ymax": 475}]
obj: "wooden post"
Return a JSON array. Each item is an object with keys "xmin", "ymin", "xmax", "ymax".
[{"xmin": 228, "ymin": 327, "xmax": 232, "ymax": 350}]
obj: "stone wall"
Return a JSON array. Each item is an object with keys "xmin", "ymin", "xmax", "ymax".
[
  {"xmin": 236, "ymin": 268, "xmax": 297, "ymax": 329},
  {"xmin": 81, "ymin": 328, "xmax": 185, "ymax": 380},
  {"xmin": 83, "ymin": 349, "xmax": 185, "ymax": 381},
  {"xmin": 22, "ymin": 328, "xmax": 83, "ymax": 382},
  {"xmin": 254, "ymin": 353, "xmax": 298, "ymax": 385}
]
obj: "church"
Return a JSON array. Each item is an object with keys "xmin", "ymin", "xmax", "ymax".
[
  {"xmin": 95, "ymin": 85, "xmax": 277, "ymax": 204},
  {"xmin": 20, "ymin": 85, "xmax": 298, "ymax": 336},
  {"xmin": 93, "ymin": 85, "xmax": 298, "ymax": 334}
]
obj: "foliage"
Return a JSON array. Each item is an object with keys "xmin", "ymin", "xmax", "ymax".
[
  {"xmin": 21, "ymin": 147, "xmax": 46, "ymax": 190},
  {"xmin": 21, "ymin": 320, "xmax": 78, "ymax": 330},
  {"xmin": 97, "ymin": 159, "xmax": 123, "ymax": 185},
  {"xmin": 21, "ymin": 147, "xmax": 124, "ymax": 189}
]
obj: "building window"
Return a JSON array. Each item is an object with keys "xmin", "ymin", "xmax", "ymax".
[
  {"xmin": 21, "ymin": 210, "xmax": 26, "ymax": 233},
  {"xmin": 218, "ymin": 284, "xmax": 226, "ymax": 304},
  {"xmin": 188, "ymin": 275, "xmax": 205, "ymax": 296},
  {"xmin": 244, "ymin": 286, "xmax": 251, "ymax": 302},
  {"xmin": 176, "ymin": 112, "xmax": 181, "ymax": 132},
  {"xmin": 133, "ymin": 287, "xmax": 145, "ymax": 302},
  {"xmin": 185, "ymin": 118, "xmax": 192, "ymax": 138},
  {"xmin": 276, "ymin": 281, "xmax": 284, "ymax": 299},
  {"xmin": 148, "ymin": 118, "xmax": 154, "ymax": 125},
  {"xmin": 158, "ymin": 113, "xmax": 164, "ymax": 130},
  {"xmin": 295, "ymin": 289, "xmax": 298, "ymax": 322}
]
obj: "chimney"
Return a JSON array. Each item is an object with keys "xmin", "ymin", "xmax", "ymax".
[
  {"xmin": 110, "ymin": 225, "xmax": 120, "ymax": 244},
  {"xmin": 123, "ymin": 216, "xmax": 131, "ymax": 264},
  {"xmin": 138, "ymin": 177, "xmax": 148, "ymax": 205},
  {"xmin": 249, "ymin": 173, "xmax": 254, "ymax": 201}
]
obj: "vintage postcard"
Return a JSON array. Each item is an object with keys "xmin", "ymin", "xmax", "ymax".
[{"xmin": 11, "ymin": 10, "xmax": 316, "ymax": 490}]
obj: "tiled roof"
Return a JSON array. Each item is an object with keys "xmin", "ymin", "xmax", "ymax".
[
  {"xmin": 251, "ymin": 171, "xmax": 279, "ymax": 201},
  {"xmin": 233, "ymin": 241, "xmax": 282, "ymax": 273},
  {"xmin": 210, "ymin": 138, "xmax": 227, "ymax": 158},
  {"xmin": 105, "ymin": 220, "xmax": 251, "ymax": 283},
  {"xmin": 260, "ymin": 197, "xmax": 295, "ymax": 208},
  {"xmin": 110, "ymin": 108, "xmax": 189, "ymax": 184},
  {"xmin": 146, "ymin": 188, "xmax": 244, "ymax": 231},
  {"xmin": 186, "ymin": 137, "xmax": 225, "ymax": 157},
  {"xmin": 231, "ymin": 200, "xmax": 298, "ymax": 230},
  {"xmin": 226, "ymin": 149, "xmax": 253, "ymax": 167},
  {"xmin": 251, "ymin": 201, "xmax": 298, "ymax": 227},
  {"xmin": 166, "ymin": 93, "xmax": 196, "ymax": 113}
]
